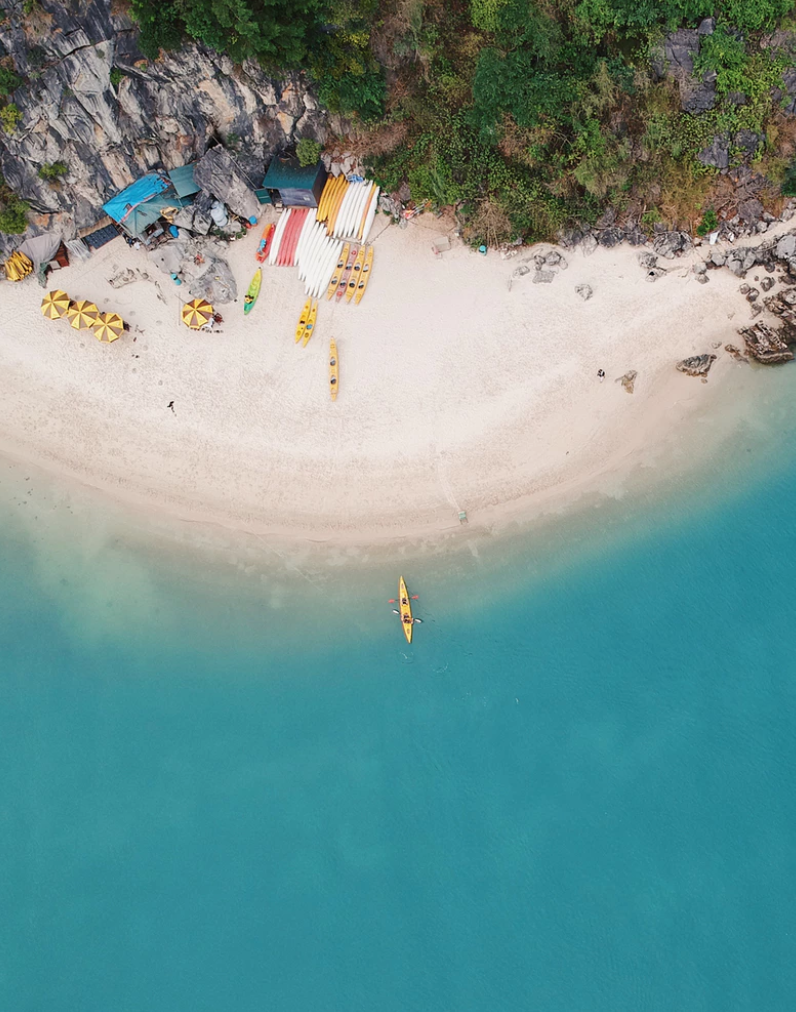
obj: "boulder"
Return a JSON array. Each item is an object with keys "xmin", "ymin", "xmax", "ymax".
[
  {"xmin": 653, "ymin": 232, "xmax": 691, "ymax": 258},
  {"xmin": 738, "ymin": 198, "xmax": 764, "ymax": 226},
  {"xmin": 740, "ymin": 322, "xmax": 795, "ymax": 364},
  {"xmin": 698, "ymin": 135, "xmax": 730, "ymax": 171},
  {"xmin": 638, "ymin": 252, "xmax": 658, "ymax": 269},
  {"xmin": 575, "ymin": 284, "xmax": 593, "ymax": 300},
  {"xmin": 775, "ymin": 234, "xmax": 796, "ymax": 259},
  {"xmin": 676, "ymin": 354, "xmax": 717, "ymax": 380},
  {"xmin": 734, "ymin": 130, "xmax": 762, "ymax": 160},
  {"xmin": 651, "ymin": 29, "xmax": 699, "ymax": 78},
  {"xmin": 710, "ymin": 249, "xmax": 727, "ymax": 267},
  {"xmin": 760, "ymin": 276, "xmax": 775, "ymax": 292},
  {"xmin": 580, "ymin": 234, "xmax": 598, "ymax": 256},
  {"xmin": 596, "ymin": 227, "xmax": 624, "ymax": 248}
]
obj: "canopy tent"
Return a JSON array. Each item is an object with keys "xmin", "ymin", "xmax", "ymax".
[
  {"xmin": 93, "ymin": 311, "xmax": 124, "ymax": 343},
  {"xmin": 19, "ymin": 233, "xmax": 62, "ymax": 271},
  {"xmin": 181, "ymin": 298, "xmax": 214, "ymax": 329},
  {"xmin": 102, "ymin": 174, "xmax": 171, "ymax": 226},
  {"xmin": 41, "ymin": 290, "xmax": 71, "ymax": 320},
  {"xmin": 68, "ymin": 299, "xmax": 100, "ymax": 330}
]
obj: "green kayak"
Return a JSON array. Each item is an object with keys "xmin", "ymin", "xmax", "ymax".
[{"xmin": 244, "ymin": 268, "xmax": 262, "ymax": 315}]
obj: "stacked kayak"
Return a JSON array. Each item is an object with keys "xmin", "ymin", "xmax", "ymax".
[{"xmin": 316, "ymin": 174, "xmax": 380, "ymax": 244}]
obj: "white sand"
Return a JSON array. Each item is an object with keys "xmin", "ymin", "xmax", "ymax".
[{"xmin": 0, "ymin": 212, "xmax": 783, "ymax": 546}]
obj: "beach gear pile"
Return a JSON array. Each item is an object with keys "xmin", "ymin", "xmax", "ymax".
[
  {"xmin": 40, "ymin": 290, "xmax": 125, "ymax": 342},
  {"xmin": 4, "ymin": 251, "xmax": 34, "ymax": 282}
]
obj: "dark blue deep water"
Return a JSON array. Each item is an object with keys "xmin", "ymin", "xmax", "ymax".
[{"xmin": 2, "ymin": 435, "xmax": 796, "ymax": 1011}]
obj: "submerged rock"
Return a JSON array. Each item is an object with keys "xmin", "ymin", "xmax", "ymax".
[
  {"xmin": 615, "ymin": 370, "xmax": 638, "ymax": 393},
  {"xmin": 533, "ymin": 271, "xmax": 555, "ymax": 283},
  {"xmin": 725, "ymin": 344, "xmax": 749, "ymax": 362}
]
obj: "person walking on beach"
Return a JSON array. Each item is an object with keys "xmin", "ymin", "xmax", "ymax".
[
  {"xmin": 598, "ymin": 369, "xmax": 605, "ymax": 382},
  {"xmin": 167, "ymin": 401, "xmax": 175, "ymax": 413}
]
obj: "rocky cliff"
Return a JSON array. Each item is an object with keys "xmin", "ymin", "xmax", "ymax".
[{"xmin": 0, "ymin": 0, "xmax": 330, "ymax": 247}]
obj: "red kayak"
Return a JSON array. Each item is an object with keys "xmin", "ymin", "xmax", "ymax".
[{"xmin": 255, "ymin": 223, "xmax": 275, "ymax": 263}]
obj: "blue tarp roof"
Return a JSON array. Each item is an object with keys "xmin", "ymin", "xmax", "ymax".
[
  {"xmin": 125, "ymin": 194, "xmax": 190, "ymax": 237},
  {"xmin": 168, "ymin": 164, "xmax": 200, "ymax": 199},
  {"xmin": 102, "ymin": 174, "xmax": 171, "ymax": 224}
]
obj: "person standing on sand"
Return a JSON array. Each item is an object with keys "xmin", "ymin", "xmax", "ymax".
[{"xmin": 598, "ymin": 369, "xmax": 605, "ymax": 382}]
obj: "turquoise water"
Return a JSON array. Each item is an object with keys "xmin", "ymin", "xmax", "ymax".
[{"xmin": 3, "ymin": 393, "xmax": 796, "ymax": 1009}]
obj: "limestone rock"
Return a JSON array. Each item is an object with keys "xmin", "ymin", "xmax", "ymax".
[
  {"xmin": 698, "ymin": 135, "xmax": 730, "ymax": 171},
  {"xmin": 676, "ymin": 354, "xmax": 716, "ymax": 380},
  {"xmin": 775, "ymin": 234, "xmax": 796, "ymax": 259},
  {"xmin": 580, "ymin": 234, "xmax": 598, "ymax": 256},
  {"xmin": 0, "ymin": 0, "xmax": 329, "ymax": 252},
  {"xmin": 740, "ymin": 322, "xmax": 794, "ymax": 363},
  {"xmin": 596, "ymin": 227, "xmax": 624, "ymax": 248}
]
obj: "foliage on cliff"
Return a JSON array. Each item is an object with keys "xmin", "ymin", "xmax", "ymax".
[{"xmin": 125, "ymin": 0, "xmax": 796, "ymax": 242}]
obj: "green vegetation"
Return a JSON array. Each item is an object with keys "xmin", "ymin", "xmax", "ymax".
[
  {"xmin": 296, "ymin": 137, "xmax": 323, "ymax": 166},
  {"xmin": 0, "ymin": 103, "xmax": 22, "ymax": 134},
  {"xmin": 0, "ymin": 173, "xmax": 29, "ymax": 234},
  {"xmin": 696, "ymin": 207, "xmax": 720, "ymax": 235},
  {"xmin": 38, "ymin": 161, "xmax": 68, "ymax": 181},
  {"xmin": 0, "ymin": 65, "xmax": 22, "ymax": 96},
  {"xmin": 123, "ymin": 0, "xmax": 796, "ymax": 241},
  {"xmin": 110, "ymin": 68, "xmax": 125, "ymax": 88}
]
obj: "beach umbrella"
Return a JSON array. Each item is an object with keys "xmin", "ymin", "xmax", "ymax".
[
  {"xmin": 93, "ymin": 311, "xmax": 124, "ymax": 343},
  {"xmin": 181, "ymin": 298, "xmax": 214, "ymax": 330},
  {"xmin": 40, "ymin": 289, "xmax": 71, "ymax": 320},
  {"xmin": 68, "ymin": 299, "xmax": 100, "ymax": 330}
]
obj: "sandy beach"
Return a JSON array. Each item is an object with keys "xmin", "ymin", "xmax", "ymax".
[{"xmin": 0, "ymin": 213, "xmax": 785, "ymax": 548}]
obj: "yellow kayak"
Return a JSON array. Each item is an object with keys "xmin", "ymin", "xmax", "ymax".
[
  {"xmin": 326, "ymin": 242, "xmax": 350, "ymax": 300},
  {"xmin": 399, "ymin": 576, "xmax": 413, "ymax": 644},
  {"xmin": 295, "ymin": 298, "xmax": 311, "ymax": 343},
  {"xmin": 345, "ymin": 246, "xmax": 366, "ymax": 303},
  {"xmin": 329, "ymin": 340, "xmax": 338, "ymax": 400},
  {"xmin": 354, "ymin": 246, "xmax": 374, "ymax": 305},
  {"xmin": 302, "ymin": 299, "xmax": 318, "ymax": 347}
]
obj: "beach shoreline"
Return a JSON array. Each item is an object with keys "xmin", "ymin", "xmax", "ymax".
[{"xmin": 1, "ymin": 212, "xmax": 791, "ymax": 559}]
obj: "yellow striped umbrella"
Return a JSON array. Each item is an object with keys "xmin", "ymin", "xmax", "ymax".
[
  {"xmin": 181, "ymin": 298, "xmax": 214, "ymax": 330},
  {"xmin": 93, "ymin": 311, "xmax": 124, "ymax": 343},
  {"xmin": 41, "ymin": 289, "xmax": 71, "ymax": 320},
  {"xmin": 68, "ymin": 299, "xmax": 100, "ymax": 330}
]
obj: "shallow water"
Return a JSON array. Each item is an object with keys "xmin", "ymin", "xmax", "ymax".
[{"xmin": 2, "ymin": 363, "xmax": 796, "ymax": 1011}]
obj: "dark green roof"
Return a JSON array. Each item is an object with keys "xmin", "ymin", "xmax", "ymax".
[
  {"xmin": 168, "ymin": 163, "xmax": 200, "ymax": 199},
  {"xmin": 262, "ymin": 157, "xmax": 324, "ymax": 192}
]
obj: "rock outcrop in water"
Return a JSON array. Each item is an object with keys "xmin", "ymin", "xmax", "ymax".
[{"xmin": 0, "ymin": 0, "xmax": 329, "ymax": 251}]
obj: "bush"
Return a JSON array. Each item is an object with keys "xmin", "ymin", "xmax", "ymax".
[
  {"xmin": 0, "ymin": 174, "xmax": 29, "ymax": 234},
  {"xmin": 696, "ymin": 207, "xmax": 720, "ymax": 235},
  {"xmin": 0, "ymin": 66, "xmax": 22, "ymax": 96},
  {"xmin": 296, "ymin": 138, "xmax": 322, "ymax": 167},
  {"xmin": 110, "ymin": 68, "xmax": 125, "ymax": 88},
  {"xmin": 0, "ymin": 104, "xmax": 22, "ymax": 134},
  {"xmin": 38, "ymin": 161, "xmax": 68, "ymax": 181}
]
